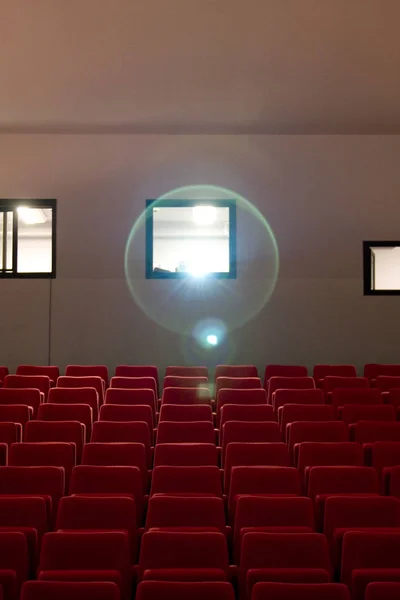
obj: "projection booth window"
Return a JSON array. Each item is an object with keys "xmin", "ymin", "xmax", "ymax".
[
  {"xmin": 0, "ymin": 199, "xmax": 57, "ymax": 278},
  {"xmin": 363, "ymin": 241, "xmax": 400, "ymax": 295},
  {"xmin": 146, "ymin": 199, "xmax": 236, "ymax": 279}
]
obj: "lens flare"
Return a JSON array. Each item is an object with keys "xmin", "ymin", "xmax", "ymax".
[{"xmin": 206, "ymin": 334, "xmax": 218, "ymax": 346}]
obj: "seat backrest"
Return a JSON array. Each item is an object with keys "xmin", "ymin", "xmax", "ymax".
[
  {"xmin": 267, "ymin": 377, "xmax": 315, "ymax": 403},
  {"xmin": 375, "ymin": 376, "xmax": 400, "ymax": 391},
  {"xmin": 0, "ymin": 496, "xmax": 48, "ymax": 539},
  {"xmin": 150, "ymin": 465, "xmax": 222, "ymax": 496},
  {"xmin": 229, "ymin": 466, "xmax": 301, "ymax": 501},
  {"xmin": 365, "ymin": 364, "xmax": 400, "ymax": 380},
  {"xmin": 145, "ymin": 496, "xmax": 226, "ymax": 530},
  {"xmin": 215, "ymin": 365, "xmax": 258, "ymax": 380},
  {"xmin": 0, "ymin": 421, "xmax": 22, "ymax": 444},
  {"xmin": 25, "ymin": 420, "xmax": 85, "ymax": 462},
  {"xmin": 110, "ymin": 377, "xmax": 157, "ymax": 399},
  {"xmin": 297, "ymin": 442, "xmax": 363, "ymax": 476},
  {"xmin": 216, "ymin": 389, "xmax": 267, "ymax": 425},
  {"xmin": 390, "ymin": 467, "xmax": 400, "ymax": 497},
  {"xmin": 308, "ymin": 465, "xmax": 379, "ymax": 498},
  {"xmin": 105, "ymin": 388, "xmax": 156, "ymax": 416},
  {"xmin": 159, "ymin": 404, "xmax": 213, "ymax": 422},
  {"xmin": 0, "ymin": 404, "xmax": 31, "ymax": 427},
  {"xmin": 264, "ymin": 365, "xmax": 308, "ymax": 386},
  {"xmin": 331, "ymin": 388, "xmax": 382, "ymax": 413},
  {"xmin": 314, "ymin": 365, "xmax": 357, "ymax": 381},
  {"xmin": 280, "ymin": 404, "xmax": 335, "ymax": 435},
  {"xmin": 99, "ymin": 404, "xmax": 154, "ymax": 430},
  {"xmin": 65, "ymin": 365, "xmax": 109, "ymax": 388},
  {"xmin": 0, "ymin": 442, "xmax": 7, "ymax": 465},
  {"xmin": 161, "ymin": 387, "xmax": 211, "ymax": 406},
  {"xmin": 220, "ymin": 404, "xmax": 274, "ymax": 429},
  {"xmin": 340, "ymin": 404, "xmax": 396, "ymax": 425},
  {"xmin": 4, "ymin": 374, "xmax": 51, "ymax": 399},
  {"xmin": 252, "ymin": 583, "xmax": 350, "ymax": 600},
  {"xmin": 288, "ymin": 421, "xmax": 349, "ymax": 453},
  {"xmin": 153, "ymin": 443, "xmax": 218, "ymax": 467},
  {"xmin": 166, "ymin": 366, "xmax": 208, "ymax": 378},
  {"xmin": 371, "ymin": 441, "xmax": 400, "ymax": 471},
  {"xmin": 0, "ymin": 465, "xmax": 65, "ymax": 508},
  {"xmin": 236, "ymin": 495, "xmax": 314, "ymax": 529},
  {"xmin": 9, "ymin": 442, "xmax": 75, "ymax": 483},
  {"xmin": 0, "ymin": 366, "xmax": 9, "ymax": 381},
  {"xmin": 341, "ymin": 531, "xmax": 400, "ymax": 586},
  {"xmin": 0, "ymin": 531, "xmax": 29, "ymax": 589},
  {"xmin": 354, "ymin": 421, "xmax": 400, "ymax": 443},
  {"xmin": 21, "ymin": 582, "xmax": 121, "ymax": 600},
  {"xmin": 221, "ymin": 421, "xmax": 280, "ymax": 464},
  {"xmin": 17, "ymin": 365, "xmax": 60, "ymax": 381},
  {"xmin": 38, "ymin": 404, "xmax": 93, "ymax": 441},
  {"xmin": 273, "ymin": 388, "xmax": 324, "ymax": 412},
  {"xmin": 323, "ymin": 376, "xmax": 369, "ymax": 395},
  {"xmin": 139, "ymin": 531, "xmax": 228, "ymax": 570},
  {"xmin": 324, "ymin": 495, "xmax": 400, "ymax": 539},
  {"xmin": 163, "ymin": 376, "xmax": 209, "ymax": 389},
  {"xmin": 224, "ymin": 442, "xmax": 290, "ymax": 492},
  {"xmin": 114, "ymin": 366, "xmax": 159, "ymax": 395},
  {"xmin": 365, "ymin": 582, "xmax": 400, "ymax": 600},
  {"xmin": 81, "ymin": 442, "xmax": 147, "ymax": 491},
  {"xmin": 216, "ymin": 377, "xmax": 262, "ymax": 396},
  {"xmin": 0, "ymin": 388, "xmax": 42, "ymax": 418},
  {"xmin": 156, "ymin": 421, "xmax": 215, "ymax": 444},
  {"xmin": 49, "ymin": 387, "xmax": 99, "ymax": 421},
  {"xmin": 135, "ymin": 582, "xmax": 235, "ymax": 600},
  {"xmin": 57, "ymin": 376, "xmax": 105, "ymax": 406}
]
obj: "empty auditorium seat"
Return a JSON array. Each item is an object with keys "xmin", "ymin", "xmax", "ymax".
[
  {"xmin": 4, "ymin": 375, "xmax": 51, "ymax": 400},
  {"xmin": 252, "ymin": 582, "xmax": 351, "ymax": 600},
  {"xmin": 267, "ymin": 377, "xmax": 315, "ymax": 404},
  {"xmin": 164, "ymin": 376, "xmax": 209, "ymax": 390},
  {"xmin": 166, "ymin": 366, "xmax": 209, "ymax": 378},
  {"xmin": 49, "ymin": 387, "xmax": 99, "ymax": 421},
  {"xmin": 323, "ymin": 377, "xmax": 369, "ymax": 396},
  {"xmin": 0, "ymin": 422, "xmax": 22, "ymax": 445},
  {"xmin": 0, "ymin": 389, "xmax": 41, "ymax": 418},
  {"xmin": 331, "ymin": 388, "xmax": 382, "ymax": 416},
  {"xmin": 365, "ymin": 582, "xmax": 400, "ymax": 600},
  {"xmin": 341, "ymin": 404, "xmax": 396, "ymax": 425},
  {"xmin": 390, "ymin": 466, "xmax": 400, "ymax": 497},
  {"xmin": 115, "ymin": 366, "xmax": 159, "ymax": 395},
  {"xmin": 82, "ymin": 442, "xmax": 148, "ymax": 491},
  {"xmin": 56, "ymin": 496, "xmax": 137, "ymax": 560},
  {"xmin": 21, "ymin": 581, "xmax": 120, "ymax": 600},
  {"xmin": 0, "ymin": 405, "xmax": 31, "ymax": 428},
  {"xmin": 0, "ymin": 466, "xmax": 65, "ymax": 524},
  {"xmin": 314, "ymin": 365, "xmax": 357, "ymax": 384},
  {"xmin": 57, "ymin": 376, "xmax": 105, "ymax": 406},
  {"xmin": 156, "ymin": 421, "xmax": 216, "ymax": 444},
  {"xmin": 17, "ymin": 366, "xmax": 60, "ymax": 382},
  {"xmin": 234, "ymin": 496, "xmax": 314, "ymax": 563},
  {"xmin": 297, "ymin": 442, "xmax": 364, "ymax": 482},
  {"xmin": 69, "ymin": 465, "xmax": 145, "ymax": 525},
  {"xmin": 0, "ymin": 531, "xmax": 29, "ymax": 600},
  {"xmin": 159, "ymin": 404, "xmax": 213, "ymax": 422},
  {"xmin": 161, "ymin": 387, "xmax": 212, "ymax": 406},
  {"xmin": 0, "ymin": 443, "xmax": 7, "ymax": 466},
  {"xmin": 110, "ymin": 377, "xmax": 158, "ymax": 399},
  {"xmin": 224, "ymin": 443, "xmax": 290, "ymax": 493},
  {"xmin": 99, "ymin": 404, "xmax": 155, "ymax": 434},
  {"xmin": 38, "ymin": 532, "xmax": 132, "ymax": 600},
  {"xmin": 154, "ymin": 443, "xmax": 218, "ymax": 467},
  {"xmin": 150, "ymin": 465, "xmax": 222, "ymax": 497},
  {"xmin": 105, "ymin": 388, "xmax": 156, "ymax": 418},
  {"xmin": 220, "ymin": 404, "xmax": 274, "ymax": 429},
  {"xmin": 354, "ymin": 421, "xmax": 400, "ymax": 444},
  {"xmin": 0, "ymin": 366, "xmax": 9, "ymax": 382},
  {"xmin": 65, "ymin": 365, "xmax": 109, "ymax": 388},
  {"xmin": 9, "ymin": 442, "xmax": 75, "ymax": 487},
  {"xmin": 228, "ymin": 466, "xmax": 301, "ymax": 525},
  {"xmin": 25, "ymin": 420, "xmax": 85, "ymax": 462},
  {"xmin": 341, "ymin": 531, "xmax": 400, "ymax": 600},
  {"xmin": 324, "ymin": 496, "xmax": 400, "ymax": 569},
  {"xmin": 216, "ymin": 377, "xmax": 262, "ymax": 397},
  {"xmin": 221, "ymin": 421, "xmax": 281, "ymax": 465},
  {"xmin": 137, "ymin": 531, "xmax": 231, "ymax": 583},
  {"xmin": 91, "ymin": 421, "xmax": 152, "ymax": 467},
  {"xmin": 264, "ymin": 365, "xmax": 308, "ymax": 387},
  {"xmin": 38, "ymin": 404, "xmax": 93, "ymax": 442},
  {"xmin": 288, "ymin": 422, "xmax": 348, "ymax": 461},
  {"xmin": 215, "ymin": 365, "xmax": 258, "ymax": 379},
  {"xmin": 280, "ymin": 405, "xmax": 335, "ymax": 438},
  {"xmin": 239, "ymin": 532, "xmax": 332, "ymax": 599},
  {"xmin": 308, "ymin": 466, "xmax": 380, "ymax": 529},
  {"xmin": 375, "ymin": 376, "xmax": 400, "ymax": 391},
  {"xmin": 273, "ymin": 389, "xmax": 324, "ymax": 414},
  {"xmin": 370, "ymin": 442, "xmax": 400, "ymax": 487},
  {"xmin": 145, "ymin": 496, "xmax": 229, "ymax": 535},
  {"xmin": 217, "ymin": 389, "xmax": 267, "ymax": 425},
  {"xmin": 135, "ymin": 581, "xmax": 235, "ymax": 600}
]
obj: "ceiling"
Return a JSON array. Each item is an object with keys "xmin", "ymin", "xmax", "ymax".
[{"xmin": 1, "ymin": 0, "xmax": 400, "ymax": 134}]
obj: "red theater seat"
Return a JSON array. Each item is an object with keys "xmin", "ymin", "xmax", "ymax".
[
  {"xmin": 137, "ymin": 531, "xmax": 231, "ymax": 583},
  {"xmin": 365, "ymin": 582, "xmax": 400, "ymax": 600},
  {"xmin": 215, "ymin": 365, "xmax": 258, "ymax": 379},
  {"xmin": 323, "ymin": 377, "xmax": 369, "ymax": 396},
  {"xmin": 99, "ymin": 404, "xmax": 155, "ymax": 433},
  {"xmin": 21, "ymin": 581, "xmax": 120, "ymax": 600},
  {"xmin": 0, "ymin": 423, "xmax": 22, "ymax": 446},
  {"xmin": 365, "ymin": 364, "xmax": 400, "ymax": 381},
  {"xmin": 0, "ymin": 366, "xmax": 9, "ymax": 382},
  {"xmin": 38, "ymin": 404, "xmax": 93, "ymax": 442},
  {"xmin": 49, "ymin": 387, "xmax": 99, "ymax": 421},
  {"xmin": 288, "ymin": 422, "xmax": 348, "ymax": 461},
  {"xmin": 24, "ymin": 420, "xmax": 85, "ymax": 463},
  {"xmin": 217, "ymin": 389, "xmax": 267, "ymax": 425},
  {"xmin": 57, "ymin": 376, "xmax": 105, "ymax": 406},
  {"xmin": 264, "ymin": 365, "xmax": 308, "ymax": 387},
  {"xmin": 252, "ymin": 582, "xmax": 350, "ymax": 600},
  {"xmin": 341, "ymin": 531, "xmax": 400, "ymax": 600},
  {"xmin": 239, "ymin": 532, "xmax": 332, "ymax": 599},
  {"xmin": 38, "ymin": 532, "xmax": 131, "ymax": 600},
  {"xmin": 115, "ymin": 366, "xmax": 159, "ymax": 395},
  {"xmin": 135, "ymin": 581, "xmax": 235, "ymax": 600},
  {"xmin": 0, "ymin": 443, "xmax": 7, "ymax": 465},
  {"xmin": 280, "ymin": 405, "xmax": 335, "ymax": 438},
  {"xmin": 145, "ymin": 496, "xmax": 228, "ymax": 535},
  {"xmin": 159, "ymin": 404, "xmax": 213, "ymax": 422},
  {"xmin": 0, "ymin": 389, "xmax": 41, "ymax": 418},
  {"xmin": 91, "ymin": 421, "xmax": 151, "ymax": 467},
  {"xmin": 166, "ymin": 366, "xmax": 208, "ymax": 378},
  {"xmin": 0, "ymin": 532, "xmax": 29, "ymax": 600},
  {"xmin": 224, "ymin": 443, "xmax": 290, "ymax": 493},
  {"xmin": 389, "ymin": 466, "xmax": 400, "ymax": 498},
  {"xmin": 154, "ymin": 443, "xmax": 218, "ymax": 467},
  {"xmin": 82, "ymin": 442, "xmax": 148, "ymax": 491},
  {"xmin": 105, "ymin": 388, "xmax": 156, "ymax": 419},
  {"xmin": 267, "ymin": 378, "xmax": 315, "ymax": 404},
  {"xmin": 163, "ymin": 376, "xmax": 209, "ymax": 390},
  {"xmin": 370, "ymin": 443, "xmax": 400, "ymax": 488},
  {"xmin": 340, "ymin": 404, "xmax": 396, "ymax": 425},
  {"xmin": 273, "ymin": 389, "xmax": 324, "ymax": 414},
  {"xmin": 314, "ymin": 365, "xmax": 357, "ymax": 383},
  {"xmin": 354, "ymin": 421, "xmax": 400, "ymax": 444},
  {"xmin": 161, "ymin": 387, "xmax": 212, "ymax": 406},
  {"xmin": 220, "ymin": 405, "xmax": 274, "ymax": 429},
  {"xmin": 297, "ymin": 442, "xmax": 363, "ymax": 481},
  {"xmin": 221, "ymin": 421, "xmax": 281, "ymax": 465},
  {"xmin": 150, "ymin": 465, "xmax": 222, "ymax": 497},
  {"xmin": 375, "ymin": 376, "xmax": 400, "ymax": 391},
  {"xmin": 17, "ymin": 366, "xmax": 59, "ymax": 382},
  {"xmin": 216, "ymin": 378, "xmax": 262, "ymax": 398},
  {"xmin": 0, "ymin": 405, "xmax": 31, "ymax": 428},
  {"xmin": 110, "ymin": 377, "xmax": 157, "ymax": 400},
  {"xmin": 9, "ymin": 442, "xmax": 75, "ymax": 488},
  {"xmin": 234, "ymin": 496, "xmax": 314, "ymax": 562},
  {"xmin": 65, "ymin": 365, "xmax": 109, "ymax": 388},
  {"xmin": 330, "ymin": 388, "xmax": 382, "ymax": 416},
  {"xmin": 4, "ymin": 375, "xmax": 51, "ymax": 400},
  {"xmin": 156, "ymin": 421, "xmax": 216, "ymax": 444}
]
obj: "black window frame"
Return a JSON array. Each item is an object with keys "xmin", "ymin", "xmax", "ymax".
[
  {"xmin": 363, "ymin": 240, "xmax": 400, "ymax": 295},
  {"xmin": 0, "ymin": 199, "xmax": 57, "ymax": 279},
  {"xmin": 145, "ymin": 198, "xmax": 237, "ymax": 279}
]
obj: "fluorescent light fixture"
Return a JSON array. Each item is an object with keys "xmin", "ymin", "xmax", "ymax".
[
  {"xmin": 193, "ymin": 205, "xmax": 217, "ymax": 226},
  {"xmin": 17, "ymin": 207, "xmax": 47, "ymax": 225}
]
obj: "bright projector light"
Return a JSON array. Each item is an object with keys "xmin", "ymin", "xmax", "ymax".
[
  {"xmin": 193, "ymin": 205, "xmax": 217, "ymax": 226},
  {"xmin": 206, "ymin": 334, "xmax": 218, "ymax": 346}
]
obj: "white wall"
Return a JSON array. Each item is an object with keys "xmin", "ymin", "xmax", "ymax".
[{"xmin": 0, "ymin": 134, "xmax": 400, "ymax": 374}]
